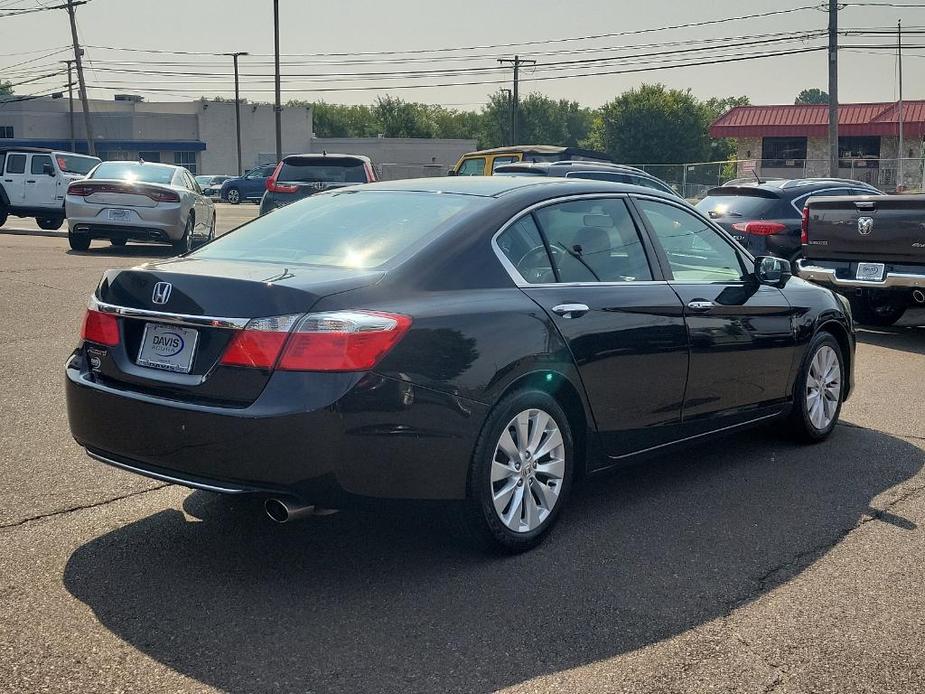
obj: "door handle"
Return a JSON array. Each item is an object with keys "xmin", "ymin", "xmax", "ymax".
[
  {"xmin": 551, "ymin": 303, "xmax": 590, "ymax": 318},
  {"xmin": 687, "ymin": 300, "xmax": 715, "ymax": 312},
  {"xmin": 26, "ymin": 180, "xmax": 36, "ymax": 184}
]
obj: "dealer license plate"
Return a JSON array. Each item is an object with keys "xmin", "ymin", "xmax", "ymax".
[
  {"xmin": 856, "ymin": 262, "xmax": 885, "ymax": 282},
  {"xmin": 136, "ymin": 323, "xmax": 198, "ymax": 373},
  {"xmin": 107, "ymin": 208, "xmax": 132, "ymax": 221}
]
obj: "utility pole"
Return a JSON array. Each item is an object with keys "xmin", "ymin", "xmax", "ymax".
[
  {"xmin": 273, "ymin": 0, "xmax": 282, "ymax": 163},
  {"xmin": 827, "ymin": 0, "xmax": 839, "ymax": 177},
  {"xmin": 497, "ymin": 55, "xmax": 535, "ymax": 146},
  {"xmin": 66, "ymin": 0, "xmax": 95, "ymax": 156},
  {"xmin": 61, "ymin": 59, "xmax": 75, "ymax": 152},
  {"xmin": 898, "ymin": 19, "xmax": 905, "ymax": 190},
  {"xmin": 224, "ymin": 52, "xmax": 249, "ymax": 176}
]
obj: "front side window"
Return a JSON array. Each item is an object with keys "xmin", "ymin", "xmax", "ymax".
[
  {"xmin": 533, "ymin": 198, "xmax": 653, "ymax": 283},
  {"xmin": 636, "ymin": 199, "xmax": 744, "ymax": 282},
  {"xmin": 457, "ymin": 157, "xmax": 486, "ymax": 176},
  {"xmin": 30, "ymin": 155, "xmax": 53, "ymax": 175},
  {"xmin": 5, "ymin": 153, "xmax": 25, "ymax": 174}
]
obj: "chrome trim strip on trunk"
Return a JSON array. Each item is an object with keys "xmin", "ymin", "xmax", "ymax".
[{"xmin": 90, "ymin": 295, "xmax": 251, "ymax": 329}]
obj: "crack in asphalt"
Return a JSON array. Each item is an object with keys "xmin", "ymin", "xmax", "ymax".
[{"xmin": 0, "ymin": 483, "xmax": 170, "ymax": 531}]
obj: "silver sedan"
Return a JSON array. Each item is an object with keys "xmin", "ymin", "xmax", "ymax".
[{"xmin": 65, "ymin": 161, "xmax": 216, "ymax": 253}]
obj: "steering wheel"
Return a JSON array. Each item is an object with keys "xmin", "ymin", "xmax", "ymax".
[{"xmin": 515, "ymin": 244, "xmax": 561, "ymax": 283}]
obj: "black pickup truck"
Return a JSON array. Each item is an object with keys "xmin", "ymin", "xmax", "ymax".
[{"xmin": 797, "ymin": 194, "xmax": 925, "ymax": 325}]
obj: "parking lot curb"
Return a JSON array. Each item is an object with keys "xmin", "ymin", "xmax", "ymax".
[{"xmin": 0, "ymin": 228, "xmax": 67, "ymax": 239}]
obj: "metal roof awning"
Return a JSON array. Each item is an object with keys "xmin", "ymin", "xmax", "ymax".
[{"xmin": 710, "ymin": 102, "xmax": 925, "ymax": 138}]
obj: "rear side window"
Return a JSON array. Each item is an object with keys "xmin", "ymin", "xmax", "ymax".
[
  {"xmin": 496, "ymin": 215, "xmax": 555, "ymax": 284},
  {"xmin": 491, "ymin": 156, "xmax": 518, "ymax": 171},
  {"xmin": 278, "ymin": 157, "xmax": 368, "ymax": 183},
  {"xmin": 194, "ymin": 190, "xmax": 487, "ymax": 269},
  {"xmin": 55, "ymin": 154, "xmax": 98, "ymax": 174},
  {"xmin": 31, "ymin": 155, "xmax": 53, "ymax": 175},
  {"xmin": 696, "ymin": 194, "xmax": 779, "ymax": 220},
  {"xmin": 5, "ymin": 153, "xmax": 25, "ymax": 174},
  {"xmin": 534, "ymin": 198, "xmax": 653, "ymax": 283}
]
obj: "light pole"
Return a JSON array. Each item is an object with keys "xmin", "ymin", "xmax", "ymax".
[
  {"xmin": 224, "ymin": 52, "xmax": 249, "ymax": 176},
  {"xmin": 273, "ymin": 0, "xmax": 282, "ymax": 163}
]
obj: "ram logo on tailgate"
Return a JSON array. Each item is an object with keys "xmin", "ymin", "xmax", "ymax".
[{"xmin": 857, "ymin": 217, "xmax": 874, "ymax": 235}]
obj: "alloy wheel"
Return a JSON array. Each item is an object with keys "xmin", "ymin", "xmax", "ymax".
[
  {"xmin": 805, "ymin": 345, "xmax": 841, "ymax": 430},
  {"xmin": 227, "ymin": 189, "xmax": 240, "ymax": 204},
  {"xmin": 490, "ymin": 408, "xmax": 565, "ymax": 533}
]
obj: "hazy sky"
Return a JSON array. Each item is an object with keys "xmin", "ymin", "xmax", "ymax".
[{"xmin": 2, "ymin": 0, "xmax": 923, "ymax": 109}]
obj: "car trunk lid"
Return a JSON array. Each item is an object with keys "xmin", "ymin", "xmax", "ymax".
[{"xmin": 87, "ymin": 258, "xmax": 385, "ymax": 405}]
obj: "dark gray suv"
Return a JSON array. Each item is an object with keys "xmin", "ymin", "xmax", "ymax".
[{"xmin": 259, "ymin": 154, "xmax": 377, "ymax": 215}]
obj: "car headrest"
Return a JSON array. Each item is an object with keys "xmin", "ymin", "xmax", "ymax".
[
  {"xmin": 572, "ymin": 226, "xmax": 611, "ymax": 256},
  {"xmin": 582, "ymin": 214, "xmax": 613, "ymax": 228}
]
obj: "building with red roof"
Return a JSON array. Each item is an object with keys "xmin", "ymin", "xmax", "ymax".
[{"xmin": 709, "ymin": 101, "xmax": 925, "ymax": 189}]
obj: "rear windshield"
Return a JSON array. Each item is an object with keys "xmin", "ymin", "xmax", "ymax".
[
  {"xmin": 278, "ymin": 157, "xmax": 368, "ymax": 183},
  {"xmin": 90, "ymin": 162, "xmax": 175, "ymax": 184},
  {"xmin": 696, "ymin": 194, "xmax": 780, "ymax": 219},
  {"xmin": 193, "ymin": 190, "xmax": 487, "ymax": 269},
  {"xmin": 55, "ymin": 153, "xmax": 99, "ymax": 175}
]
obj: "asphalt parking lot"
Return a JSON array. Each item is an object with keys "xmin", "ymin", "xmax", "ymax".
[{"xmin": 0, "ymin": 230, "xmax": 923, "ymax": 693}]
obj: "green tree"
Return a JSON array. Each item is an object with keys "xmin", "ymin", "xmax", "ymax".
[
  {"xmin": 795, "ymin": 88, "xmax": 829, "ymax": 105},
  {"xmin": 477, "ymin": 91, "xmax": 594, "ymax": 149},
  {"xmin": 702, "ymin": 94, "xmax": 750, "ymax": 162},
  {"xmin": 587, "ymin": 84, "xmax": 714, "ymax": 163},
  {"xmin": 372, "ymin": 96, "xmax": 434, "ymax": 138}
]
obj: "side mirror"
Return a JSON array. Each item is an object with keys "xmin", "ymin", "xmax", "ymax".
[
  {"xmin": 754, "ymin": 255, "xmax": 791, "ymax": 286},
  {"xmin": 43, "ymin": 162, "xmax": 55, "ymax": 176}
]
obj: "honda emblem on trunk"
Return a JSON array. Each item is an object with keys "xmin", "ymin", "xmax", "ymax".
[
  {"xmin": 151, "ymin": 282, "xmax": 172, "ymax": 305},
  {"xmin": 857, "ymin": 217, "xmax": 874, "ymax": 235}
]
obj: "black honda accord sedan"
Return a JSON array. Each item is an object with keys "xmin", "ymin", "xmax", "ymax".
[{"xmin": 66, "ymin": 176, "xmax": 855, "ymax": 553}]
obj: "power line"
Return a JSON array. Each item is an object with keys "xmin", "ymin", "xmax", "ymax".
[{"xmin": 0, "ymin": 0, "xmax": 88, "ymax": 17}]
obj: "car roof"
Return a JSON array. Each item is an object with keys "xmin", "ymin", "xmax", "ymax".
[
  {"xmin": 0, "ymin": 146, "xmax": 54, "ymax": 155},
  {"xmin": 463, "ymin": 144, "xmax": 611, "ymax": 159},
  {"xmin": 356, "ymin": 174, "xmax": 681, "ymax": 200},
  {"xmin": 708, "ymin": 177, "xmax": 878, "ymax": 198},
  {"xmin": 283, "ymin": 152, "xmax": 371, "ymax": 163},
  {"xmin": 495, "ymin": 160, "xmax": 653, "ymax": 175}
]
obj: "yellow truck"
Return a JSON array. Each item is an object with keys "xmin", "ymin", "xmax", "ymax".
[{"xmin": 448, "ymin": 145, "xmax": 612, "ymax": 176}]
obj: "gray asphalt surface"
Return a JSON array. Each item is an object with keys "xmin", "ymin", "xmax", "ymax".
[{"xmin": 1, "ymin": 232, "xmax": 923, "ymax": 693}]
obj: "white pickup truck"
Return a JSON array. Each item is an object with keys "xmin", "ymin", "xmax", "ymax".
[{"xmin": 0, "ymin": 147, "xmax": 100, "ymax": 230}]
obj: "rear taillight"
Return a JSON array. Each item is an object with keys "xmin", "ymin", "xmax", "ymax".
[
  {"xmin": 67, "ymin": 183, "xmax": 94, "ymax": 196},
  {"xmin": 801, "ymin": 207, "xmax": 810, "ymax": 245},
  {"xmin": 81, "ymin": 309, "xmax": 120, "ymax": 346},
  {"xmin": 266, "ymin": 161, "xmax": 298, "ymax": 194},
  {"xmin": 278, "ymin": 311, "xmax": 412, "ymax": 371},
  {"xmin": 731, "ymin": 221, "xmax": 788, "ymax": 236},
  {"xmin": 363, "ymin": 162, "xmax": 377, "ymax": 182},
  {"xmin": 219, "ymin": 311, "xmax": 412, "ymax": 372},
  {"xmin": 219, "ymin": 314, "xmax": 301, "ymax": 369},
  {"xmin": 144, "ymin": 187, "xmax": 180, "ymax": 203}
]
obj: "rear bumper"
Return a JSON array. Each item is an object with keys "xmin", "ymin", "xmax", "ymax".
[
  {"xmin": 797, "ymin": 259, "xmax": 925, "ymax": 290},
  {"xmin": 66, "ymin": 198, "xmax": 185, "ymax": 240},
  {"xmin": 65, "ymin": 350, "xmax": 487, "ymax": 503}
]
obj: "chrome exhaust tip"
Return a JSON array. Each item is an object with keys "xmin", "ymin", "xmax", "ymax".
[
  {"xmin": 913, "ymin": 289, "xmax": 925, "ymax": 304},
  {"xmin": 264, "ymin": 498, "xmax": 338, "ymax": 523}
]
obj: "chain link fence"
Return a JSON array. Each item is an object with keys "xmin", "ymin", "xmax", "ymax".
[{"xmin": 630, "ymin": 158, "xmax": 925, "ymax": 201}]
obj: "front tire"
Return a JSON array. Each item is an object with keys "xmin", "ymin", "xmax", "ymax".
[
  {"xmin": 110, "ymin": 237, "xmax": 127, "ymax": 247},
  {"xmin": 458, "ymin": 390, "xmax": 573, "ymax": 554},
  {"xmin": 68, "ymin": 232, "xmax": 90, "ymax": 251},
  {"xmin": 37, "ymin": 216, "xmax": 64, "ymax": 231},
  {"xmin": 787, "ymin": 333, "xmax": 845, "ymax": 442},
  {"xmin": 225, "ymin": 188, "xmax": 240, "ymax": 204}
]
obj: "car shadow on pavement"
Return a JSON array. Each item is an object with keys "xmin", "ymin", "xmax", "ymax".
[
  {"xmin": 65, "ymin": 246, "xmax": 177, "ymax": 259},
  {"xmin": 63, "ymin": 424, "xmax": 923, "ymax": 694},
  {"xmin": 856, "ymin": 309, "xmax": 925, "ymax": 355}
]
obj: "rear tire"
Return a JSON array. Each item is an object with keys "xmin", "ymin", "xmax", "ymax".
[
  {"xmin": 455, "ymin": 390, "xmax": 574, "ymax": 554},
  {"xmin": 37, "ymin": 216, "xmax": 64, "ymax": 231},
  {"xmin": 0, "ymin": 206, "xmax": 7, "ymax": 227},
  {"xmin": 787, "ymin": 332, "xmax": 845, "ymax": 443},
  {"xmin": 68, "ymin": 233, "xmax": 90, "ymax": 251},
  {"xmin": 849, "ymin": 294, "xmax": 906, "ymax": 327},
  {"xmin": 110, "ymin": 237, "xmax": 127, "ymax": 247},
  {"xmin": 172, "ymin": 215, "xmax": 194, "ymax": 255}
]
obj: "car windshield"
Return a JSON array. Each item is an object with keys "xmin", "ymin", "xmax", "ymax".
[
  {"xmin": 278, "ymin": 157, "xmax": 368, "ymax": 183},
  {"xmin": 193, "ymin": 189, "xmax": 487, "ymax": 269},
  {"xmin": 90, "ymin": 162, "xmax": 175, "ymax": 185},
  {"xmin": 696, "ymin": 194, "xmax": 780, "ymax": 219},
  {"xmin": 55, "ymin": 153, "xmax": 99, "ymax": 175}
]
